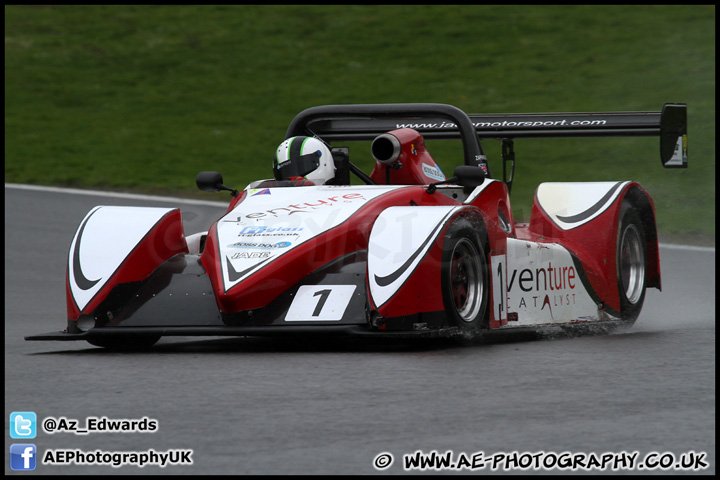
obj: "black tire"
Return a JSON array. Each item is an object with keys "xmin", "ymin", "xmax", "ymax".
[
  {"xmin": 616, "ymin": 201, "xmax": 647, "ymax": 325},
  {"xmin": 441, "ymin": 217, "xmax": 490, "ymax": 343},
  {"xmin": 87, "ymin": 333, "xmax": 161, "ymax": 350}
]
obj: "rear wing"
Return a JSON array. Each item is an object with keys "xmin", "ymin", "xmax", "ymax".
[{"xmin": 286, "ymin": 103, "xmax": 688, "ymax": 168}]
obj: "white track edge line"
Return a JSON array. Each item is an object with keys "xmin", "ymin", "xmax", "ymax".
[{"xmin": 5, "ymin": 182, "xmax": 227, "ymax": 207}]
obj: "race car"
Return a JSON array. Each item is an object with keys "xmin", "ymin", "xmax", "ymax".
[{"xmin": 26, "ymin": 103, "xmax": 688, "ymax": 349}]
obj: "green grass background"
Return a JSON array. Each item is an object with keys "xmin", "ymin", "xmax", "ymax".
[{"xmin": 5, "ymin": 5, "xmax": 715, "ymax": 243}]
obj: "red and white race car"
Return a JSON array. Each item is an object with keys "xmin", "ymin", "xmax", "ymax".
[{"xmin": 27, "ymin": 103, "xmax": 687, "ymax": 348}]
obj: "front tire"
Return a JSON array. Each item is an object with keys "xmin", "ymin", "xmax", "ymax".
[
  {"xmin": 617, "ymin": 201, "xmax": 647, "ymax": 325},
  {"xmin": 441, "ymin": 218, "xmax": 489, "ymax": 342}
]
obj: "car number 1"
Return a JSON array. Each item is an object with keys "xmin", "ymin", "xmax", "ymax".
[{"xmin": 285, "ymin": 285, "xmax": 357, "ymax": 321}]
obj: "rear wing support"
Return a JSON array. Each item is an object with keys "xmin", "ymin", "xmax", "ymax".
[{"xmin": 501, "ymin": 139, "xmax": 515, "ymax": 194}]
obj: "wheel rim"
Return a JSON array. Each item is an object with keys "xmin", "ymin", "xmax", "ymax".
[
  {"xmin": 620, "ymin": 224, "xmax": 645, "ymax": 304},
  {"xmin": 450, "ymin": 238, "xmax": 483, "ymax": 322}
]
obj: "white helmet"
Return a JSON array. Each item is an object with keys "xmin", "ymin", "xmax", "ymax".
[{"xmin": 273, "ymin": 136, "xmax": 336, "ymax": 185}]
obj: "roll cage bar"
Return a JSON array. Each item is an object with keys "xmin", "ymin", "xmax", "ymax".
[{"xmin": 286, "ymin": 103, "xmax": 489, "ymax": 168}]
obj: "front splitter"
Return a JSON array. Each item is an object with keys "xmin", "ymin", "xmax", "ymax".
[{"xmin": 26, "ymin": 324, "xmax": 461, "ymax": 341}]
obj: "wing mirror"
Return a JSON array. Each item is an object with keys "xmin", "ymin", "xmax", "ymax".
[
  {"xmin": 196, "ymin": 171, "xmax": 239, "ymax": 197},
  {"xmin": 426, "ymin": 165, "xmax": 485, "ymax": 194}
]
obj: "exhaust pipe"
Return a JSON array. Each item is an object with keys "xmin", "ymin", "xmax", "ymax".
[{"xmin": 371, "ymin": 133, "xmax": 402, "ymax": 164}]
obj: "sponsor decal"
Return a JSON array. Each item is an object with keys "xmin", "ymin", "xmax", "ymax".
[
  {"xmin": 221, "ymin": 216, "xmax": 245, "ymax": 224},
  {"xmin": 219, "ymin": 187, "xmax": 398, "ymax": 289},
  {"xmin": 502, "ymin": 238, "xmax": 600, "ymax": 325},
  {"xmin": 243, "ymin": 193, "xmax": 367, "ymax": 219},
  {"xmin": 664, "ymin": 136, "xmax": 687, "ymax": 166},
  {"xmin": 421, "ymin": 163, "xmax": 445, "ymax": 181},
  {"xmin": 230, "ymin": 251, "xmax": 272, "ymax": 259},
  {"xmin": 395, "ymin": 118, "xmax": 608, "ymax": 130},
  {"xmin": 227, "ymin": 241, "xmax": 292, "ymax": 250},
  {"xmin": 507, "ymin": 261, "xmax": 578, "ymax": 314},
  {"xmin": 250, "ymin": 188, "xmax": 272, "ymax": 196},
  {"xmin": 541, "ymin": 294, "xmax": 553, "ymax": 319},
  {"xmin": 238, "ymin": 226, "xmax": 303, "ymax": 235}
]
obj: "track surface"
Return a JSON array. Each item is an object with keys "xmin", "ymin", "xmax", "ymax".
[{"xmin": 4, "ymin": 185, "xmax": 715, "ymax": 475}]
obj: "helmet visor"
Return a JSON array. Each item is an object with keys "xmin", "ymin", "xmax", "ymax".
[{"xmin": 275, "ymin": 151, "xmax": 320, "ymax": 180}]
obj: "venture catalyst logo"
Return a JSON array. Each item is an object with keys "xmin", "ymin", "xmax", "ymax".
[{"xmin": 507, "ymin": 261, "xmax": 579, "ymax": 320}]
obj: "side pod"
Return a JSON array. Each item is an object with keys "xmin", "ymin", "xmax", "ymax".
[
  {"xmin": 527, "ymin": 181, "xmax": 660, "ymax": 314},
  {"xmin": 367, "ymin": 205, "xmax": 464, "ymax": 317},
  {"xmin": 66, "ymin": 206, "xmax": 189, "ymax": 322}
]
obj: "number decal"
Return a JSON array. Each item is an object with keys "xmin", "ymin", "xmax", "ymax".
[
  {"xmin": 285, "ymin": 285, "xmax": 357, "ymax": 321},
  {"xmin": 490, "ymin": 255, "xmax": 507, "ymax": 326},
  {"xmin": 312, "ymin": 289, "xmax": 332, "ymax": 317},
  {"xmin": 497, "ymin": 262, "xmax": 504, "ymax": 317}
]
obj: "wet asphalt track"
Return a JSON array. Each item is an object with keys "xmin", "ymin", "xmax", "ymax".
[{"xmin": 4, "ymin": 184, "xmax": 715, "ymax": 475}]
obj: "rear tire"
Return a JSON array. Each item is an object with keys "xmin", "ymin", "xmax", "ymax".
[
  {"xmin": 441, "ymin": 218, "xmax": 489, "ymax": 343},
  {"xmin": 617, "ymin": 201, "xmax": 647, "ymax": 325}
]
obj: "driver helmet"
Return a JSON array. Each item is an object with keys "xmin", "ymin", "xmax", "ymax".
[{"xmin": 274, "ymin": 136, "xmax": 336, "ymax": 185}]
